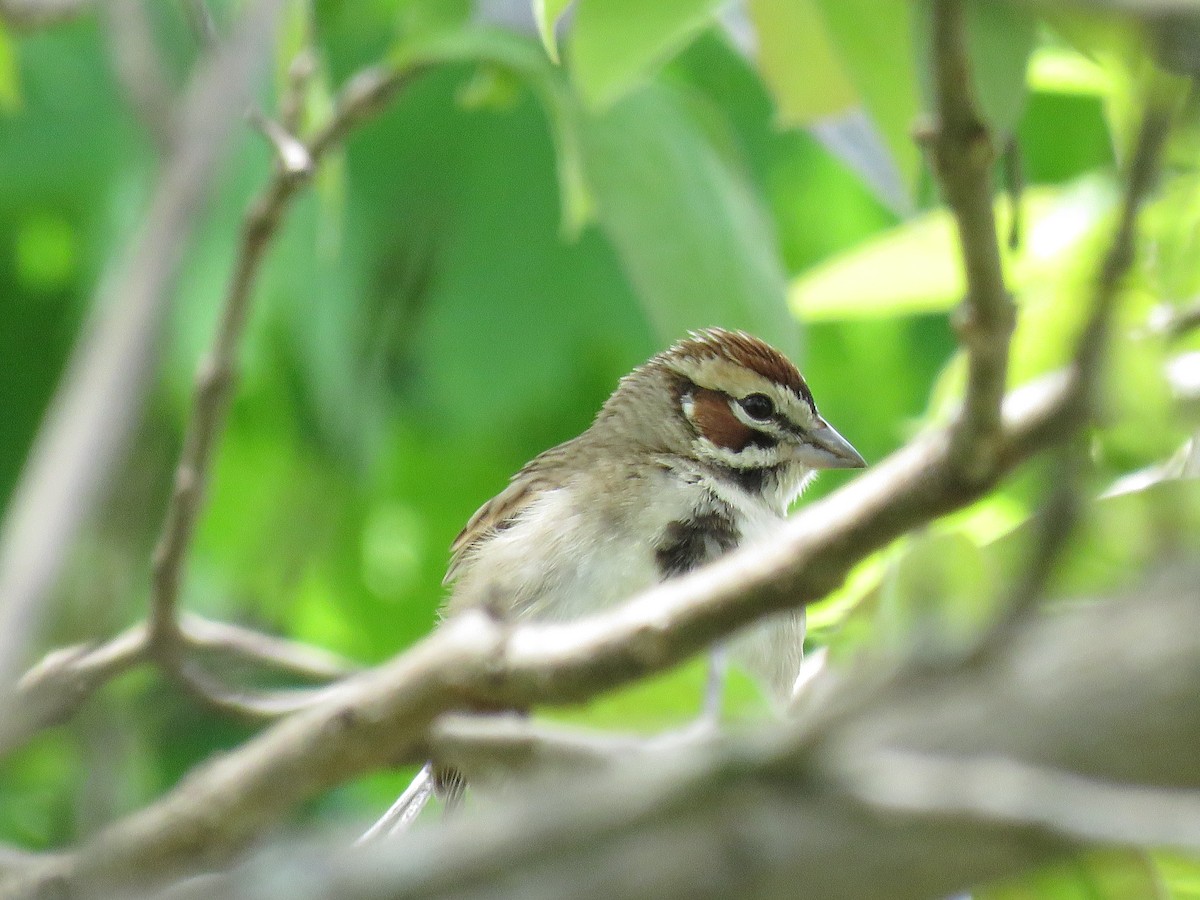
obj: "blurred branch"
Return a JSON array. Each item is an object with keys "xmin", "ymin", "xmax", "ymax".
[
  {"xmin": 134, "ymin": 569, "xmax": 1200, "ymax": 900},
  {"xmin": 246, "ymin": 108, "xmax": 313, "ymax": 175},
  {"xmin": 179, "ymin": 614, "xmax": 357, "ymax": 682},
  {"xmin": 429, "ymin": 714, "xmax": 674, "ymax": 781},
  {"xmin": 0, "ymin": 0, "xmax": 98, "ymax": 29},
  {"xmin": 0, "ymin": 0, "xmax": 281, "ymax": 730},
  {"xmin": 1072, "ymin": 109, "xmax": 1171, "ymax": 407},
  {"xmin": 182, "ymin": 0, "xmax": 219, "ymax": 49},
  {"xmin": 102, "ymin": 0, "xmax": 175, "ymax": 152},
  {"xmin": 1, "ymin": 614, "xmax": 357, "ymax": 756},
  {"xmin": 926, "ymin": 0, "xmax": 1016, "ymax": 480},
  {"xmin": 848, "ymin": 748, "xmax": 1200, "ymax": 850}
]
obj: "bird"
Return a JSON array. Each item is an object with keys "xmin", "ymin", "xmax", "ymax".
[{"xmin": 361, "ymin": 327, "xmax": 865, "ymax": 837}]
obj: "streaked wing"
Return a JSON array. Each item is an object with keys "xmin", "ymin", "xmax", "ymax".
[{"xmin": 443, "ymin": 439, "xmax": 579, "ymax": 585}]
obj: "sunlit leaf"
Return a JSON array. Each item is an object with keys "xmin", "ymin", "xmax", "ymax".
[
  {"xmin": 568, "ymin": 0, "xmax": 723, "ymax": 108},
  {"xmin": 880, "ymin": 530, "xmax": 992, "ymax": 647},
  {"xmin": 807, "ymin": 550, "xmax": 889, "ymax": 631},
  {"xmin": 1028, "ymin": 45, "xmax": 1113, "ymax": 96},
  {"xmin": 746, "ymin": 0, "xmax": 857, "ymax": 124},
  {"xmin": 791, "ymin": 179, "xmax": 1116, "ymax": 321},
  {"xmin": 395, "ymin": 0, "xmax": 472, "ymax": 42},
  {"xmin": 546, "ymin": 657, "xmax": 769, "ymax": 731},
  {"xmin": 1156, "ymin": 853, "xmax": 1200, "ymax": 899},
  {"xmin": 581, "ymin": 83, "xmax": 797, "ymax": 354}
]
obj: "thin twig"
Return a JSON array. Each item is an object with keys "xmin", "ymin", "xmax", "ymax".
[
  {"xmin": 3, "ymin": 55, "xmax": 426, "ymax": 753},
  {"xmin": 1157, "ymin": 301, "xmax": 1200, "ymax": 339},
  {"xmin": 247, "ymin": 108, "xmax": 313, "ymax": 175},
  {"xmin": 982, "ymin": 106, "xmax": 1172, "ymax": 646},
  {"xmin": 3, "ymin": 613, "xmax": 358, "ymax": 757},
  {"xmin": 0, "ymin": 0, "xmax": 281, "ymax": 729},
  {"xmin": 180, "ymin": 613, "xmax": 357, "ymax": 682},
  {"xmin": 183, "ymin": 0, "xmax": 220, "ymax": 50},
  {"xmin": 145, "ymin": 60, "xmax": 425, "ymax": 664},
  {"xmin": 926, "ymin": 0, "xmax": 1016, "ymax": 481}
]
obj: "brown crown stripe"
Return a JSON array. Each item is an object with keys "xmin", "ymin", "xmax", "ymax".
[{"xmin": 665, "ymin": 328, "xmax": 815, "ymax": 410}]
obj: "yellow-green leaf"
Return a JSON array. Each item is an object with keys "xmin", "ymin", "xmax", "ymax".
[
  {"xmin": 532, "ymin": 0, "xmax": 574, "ymax": 64},
  {"xmin": 812, "ymin": 0, "xmax": 923, "ymax": 196},
  {"xmin": 790, "ymin": 180, "xmax": 1116, "ymax": 321},
  {"xmin": 568, "ymin": 0, "xmax": 723, "ymax": 109},
  {"xmin": 746, "ymin": 0, "xmax": 857, "ymax": 125}
]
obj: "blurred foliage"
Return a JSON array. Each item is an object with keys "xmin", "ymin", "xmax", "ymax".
[{"xmin": 2, "ymin": 0, "xmax": 1199, "ymax": 894}]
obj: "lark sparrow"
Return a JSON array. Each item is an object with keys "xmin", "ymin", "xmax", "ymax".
[{"xmin": 362, "ymin": 328, "xmax": 864, "ymax": 837}]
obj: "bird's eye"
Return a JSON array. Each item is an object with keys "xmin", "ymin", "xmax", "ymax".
[{"xmin": 740, "ymin": 393, "xmax": 774, "ymax": 420}]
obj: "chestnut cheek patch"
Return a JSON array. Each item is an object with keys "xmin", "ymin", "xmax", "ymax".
[{"xmin": 691, "ymin": 389, "xmax": 756, "ymax": 452}]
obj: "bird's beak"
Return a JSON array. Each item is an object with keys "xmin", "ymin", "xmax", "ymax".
[{"xmin": 795, "ymin": 419, "xmax": 867, "ymax": 470}]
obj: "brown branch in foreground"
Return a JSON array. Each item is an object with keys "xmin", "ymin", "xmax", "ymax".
[
  {"xmin": 0, "ymin": 361, "xmax": 1093, "ymax": 896},
  {"xmin": 927, "ymin": 0, "xmax": 1016, "ymax": 479},
  {"xmin": 0, "ymin": 0, "xmax": 281, "ymax": 722},
  {"xmin": 141, "ymin": 569, "xmax": 1200, "ymax": 900}
]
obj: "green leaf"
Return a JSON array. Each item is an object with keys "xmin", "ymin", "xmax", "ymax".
[
  {"xmin": 568, "ymin": 0, "xmax": 723, "ymax": 109},
  {"xmin": 393, "ymin": 28, "xmax": 592, "ymax": 235},
  {"xmin": 746, "ymin": 0, "xmax": 857, "ymax": 124},
  {"xmin": 882, "ymin": 530, "xmax": 992, "ymax": 647},
  {"xmin": 532, "ymin": 0, "xmax": 574, "ymax": 64},
  {"xmin": 987, "ymin": 475, "xmax": 1200, "ymax": 601},
  {"xmin": 395, "ymin": 0, "xmax": 472, "ymax": 43},
  {"xmin": 580, "ymin": 83, "xmax": 797, "ymax": 355},
  {"xmin": 964, "ymin": 0, "xmax": 1036, "ymax": 136},
  {"xmin": 812, "ymin": 0, "xmax": 923, "ymax": 196},
  {"xmin": 0, "ymin": 23, "xmax": 21, "ymax": 114}
]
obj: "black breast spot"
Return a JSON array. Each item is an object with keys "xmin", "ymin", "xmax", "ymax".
[{"xmin": 655, "ymin": 511, "xmax": 740, "ymax": 579}]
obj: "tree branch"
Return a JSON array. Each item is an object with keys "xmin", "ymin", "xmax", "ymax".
[
  {"xmin": 0, "ymin": 0, "xmax": 97, "ymax": 29},
  {"xmin": 129, "ymin": 568, "xmax": 1200, "ymax": 900},
  {"xmin": 144, "ymin": 50, "xmax": 424, "ymax": 672},
  {"xmin": 987, "ymin": 104, "xmax": 1171, "ymax": 637},
  {"xmin": 0, "ymin": 360, "xmax": 1103, "ymax": 895},
  {"xmin": 0, "ymin": 0, "xmax": 281, "ymax": 725},
  {"xmin": 927, "ymin": 0, "xmax": 1017, "ymax": 479},
  {"xmin": 1, "ymin": 614, "xmax": 358, "ymax": 756}
]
